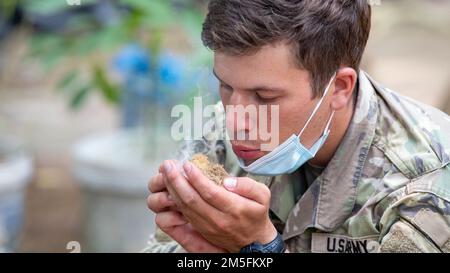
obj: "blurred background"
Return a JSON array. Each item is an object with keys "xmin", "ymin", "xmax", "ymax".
[{"xmin": 0, "ymin": 0, "xmax": 449, "ymax": 253}]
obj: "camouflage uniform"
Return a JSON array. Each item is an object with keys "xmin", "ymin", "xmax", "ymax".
[{"xmin": 142, "ymin": 71, "xmax": 450, "ymax": 253}]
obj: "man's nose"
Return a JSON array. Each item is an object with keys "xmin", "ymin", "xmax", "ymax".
[
  {"xmin": 226, "ymin": 106, "xmax": 248, "ymax": 136},
  {"xmin": 228, "ymin": 89, "xmax": 248, "ymax": 106},
  {"xmin": 225, "ymin": 93, "xmax": 257, "ymax": 140}
]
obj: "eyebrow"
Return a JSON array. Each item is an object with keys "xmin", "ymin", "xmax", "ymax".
[{"xmin": 212, "ymin": 69, "xmax": 287, "ymax": 93}]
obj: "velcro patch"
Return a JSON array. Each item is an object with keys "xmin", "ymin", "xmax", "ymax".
[{"xmin": 412, "ymin": 208, "xmax": 450, "ymax": 248}]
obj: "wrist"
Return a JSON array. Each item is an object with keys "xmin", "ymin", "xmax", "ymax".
[{"xmin": 256, "ymin": 222, "xmax": 278, "ymax": 244}]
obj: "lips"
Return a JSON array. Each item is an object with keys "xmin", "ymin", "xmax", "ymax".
[{"xmin": 231, "ymin": 144, "xmax": 265, "ymax": 160}]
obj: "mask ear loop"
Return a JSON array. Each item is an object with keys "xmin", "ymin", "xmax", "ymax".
[
  {"xmin": 307, "ymin": 110, "xmax": 335, "ymax": 155},
  {"xmin": 322, "ymin": 110, "xmax": 335, "ymax": 136},
  {"xmin": 298, "ymin": 72, "xmax": 337, "ymax": 139}
]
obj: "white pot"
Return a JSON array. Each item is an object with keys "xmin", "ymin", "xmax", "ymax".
[
  {"xmin": 72, "ymin": 129, "xmax": 175, "ymax": 252},
  {"xmin": 0, "ymin": 138, "xmax": 34, "ymax": 252}
]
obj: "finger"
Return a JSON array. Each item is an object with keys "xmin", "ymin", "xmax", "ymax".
[
  {"xmin": 160, "ymin": 222, "xmax": 227, "ymax": 253},
  {"xmin": 149, "ymin": 173, "xmax": 166, "ymax": 193},
  {"xmin": 223, "ymin": 177, "xmax": 271, "ymax": 206},
  {"xmin": 162, "ymin": 180, "xmax": 220, "ymax": 237},
  {"xmin": 164, "ymin": 160, "xmax": 212, "ymax": 211},
  {"xmin": 182, "ymin": 161, "xmax": 235, "ymax": 211},
  {"xmin": 164, "ymin": 161, "xmax": 224, "ymax": 229},
  {"xmin": 158, "ymin": 159, "xmax": 179, "ymax": 173},
  {"xmin": 155, "ymin": 210, "xmax": 188, "ymax": 229},
  {"xmin": 161, "ymin": 168, "xmax": 183, "ymax": 207},
  {"xmin": 147, "ymin": 191, "xmax": 176, "ymax": 213}
]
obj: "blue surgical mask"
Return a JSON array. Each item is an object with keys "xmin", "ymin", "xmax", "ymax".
[{"xmin": 238, "ymin": 74, "xmax": 336, "ymax": 176}]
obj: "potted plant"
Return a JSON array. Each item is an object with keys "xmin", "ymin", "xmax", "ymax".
[{"xmin": 23, "ymin": 0, "xmax": 217, "ymax": 252}]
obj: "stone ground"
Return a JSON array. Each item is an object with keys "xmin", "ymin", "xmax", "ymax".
[{"xmin": 0, "ymin": 0, "xmax": 449, "ymax": 252}]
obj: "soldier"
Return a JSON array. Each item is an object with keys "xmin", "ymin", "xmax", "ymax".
[{"xmin": 144, "ymin": 0, "xmax": 450, "ymax": 253}]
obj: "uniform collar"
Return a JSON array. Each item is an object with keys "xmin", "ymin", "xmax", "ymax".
[{"xmin": 279, "ymin": 71, "xmax": 380, "ymax": 240}]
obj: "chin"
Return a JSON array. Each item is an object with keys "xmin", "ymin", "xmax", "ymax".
[{"xmin": 244, "ymin": 159, "xmax": 257, "ymax": 165}]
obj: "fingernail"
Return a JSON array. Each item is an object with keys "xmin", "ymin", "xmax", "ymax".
[
  {"xmin": 183, "ymin": 161, "xmax": 192, "ymax": 174},
  {"xmin": 163, "ymin": 161, "xmax": 172, "ymax": 173},
  {"xmin": 223, "ymin": 177, "xmax": 237, "ymax": 189},
  {"xmin": 167, "ymin": 194, "xmax": 173, "ymax": 201}
]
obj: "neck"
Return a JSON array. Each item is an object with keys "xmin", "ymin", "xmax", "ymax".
[{"xmin": 308, "ymin": 101, "xmax": 355, "ymax": 167}]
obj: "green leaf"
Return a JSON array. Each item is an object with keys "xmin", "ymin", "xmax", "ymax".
[
  {"xmin": 21, "ymin": 0, "xmax": 68, "ymax": 15},
  {"xmin": 69, "ymin": 85, "xmax": 91, "ymax": 110},
  {"xmin": 0, "ymin": 0, "xmax": 20, "ymax": 18},
  {"xmin": 93, "ymin": 25, "xmax": 129, "ymax": 52},
  {"xmin": 56, "ymin": 70, "xmax": 79, "ymax": 92},
  {"xmin": 148, "ymin": 27, "xmax": 163, "ymax": 57},
  {"xmin": 27, "ymin": 34, "xmax": 69, "ymax": 70},
  {"xmin": 180, "ymin": 9, "xmax": 204, "ymax": 39},
  {"xmin": 121, "ymin": 0, "xmax": 174, "ymax": 27},
  {"xmin": 22, "ymin": 0, "xmax": 97, "ymax": 15},
  {"xmin": 92, "ymin": 65, "xmax": 121, "ymax": 105}
]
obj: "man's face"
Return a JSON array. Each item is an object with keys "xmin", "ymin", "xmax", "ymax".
[{"xmin": 214, "ymin": 42, "xmax": 333, "ymax": 165}]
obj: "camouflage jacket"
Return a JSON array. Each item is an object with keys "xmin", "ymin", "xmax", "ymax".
[{"xmin": 142, "ymin": 71, "xmax": 450, "ymax": 253}]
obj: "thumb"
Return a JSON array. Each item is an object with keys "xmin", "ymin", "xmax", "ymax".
[{"xmin": 223, "ymin": 177, "xmax": 271, "ymax": 206}]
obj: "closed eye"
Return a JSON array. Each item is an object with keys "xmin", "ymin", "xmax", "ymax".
[
  {"xmin": 220, "ymin": 83, "xmax": 233, "ymax": 91},
  {"xmin": 256, "ymin": 92, "xmax": 278, "ymax": 103}
]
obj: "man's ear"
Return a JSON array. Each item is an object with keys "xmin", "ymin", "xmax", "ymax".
[{"xmin": 331, "ymin": 67, "xmax": 357, "ymax": 111}]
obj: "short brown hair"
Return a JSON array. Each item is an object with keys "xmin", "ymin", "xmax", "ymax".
[{"xmin": 202, "ymin": 0, "xmax": 371, "ymax": 97}]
